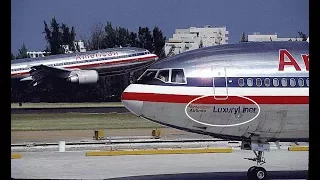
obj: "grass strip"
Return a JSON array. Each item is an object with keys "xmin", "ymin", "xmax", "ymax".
[
  {"xmin": 11, "ymin": 113, "xmax": 163, "ymax": 131},
  {"xmin": 11, "ymin": 102, "xmax": 124, "ymax": 108}
]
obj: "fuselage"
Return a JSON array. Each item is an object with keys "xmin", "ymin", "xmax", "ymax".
[
  {"xmin": 121, "ymin": 41, "xmax": 309, "ymax": 142},
  {"xmin": 11, "ymin": 47, "xmax": 158, "ymax": 80}
]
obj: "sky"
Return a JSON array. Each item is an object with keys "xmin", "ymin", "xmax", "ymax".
[{"xmin": 11, "ymin": 0, "xmax": 309, "ymax": 55}]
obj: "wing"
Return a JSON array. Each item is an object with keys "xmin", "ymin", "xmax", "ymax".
[{"xmin": 28, "ymin": 64, "xmax": 73, "ymax": 86}]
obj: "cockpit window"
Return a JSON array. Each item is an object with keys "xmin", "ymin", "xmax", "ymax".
[
  {"xmin": 137, "ymin": 68, "xmax": 187, "ymax": 84},
  {"xmin": 156, "ymin": 69, "xmax": 170, "ymax": 82},
  {"xmin": 138, "ymin": 70, "xmax": 158, "ymax": 82},
  {"xmin": 171, "ymin": 69, "xmax": 186, "ymax": 83}
]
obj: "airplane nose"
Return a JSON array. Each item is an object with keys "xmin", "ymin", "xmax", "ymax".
[
  {"xmin": 121, "ymin": 85, "xmax": 143, "ymax": 116},
  {"xmin": 122, "ymin": 100, "xmax": 143, "ymax": 116}
]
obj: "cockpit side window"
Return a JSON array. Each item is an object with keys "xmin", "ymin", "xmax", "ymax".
[
  {"xmin": 171, "ymin": 69, "xmax": 186, "ymax": 83},
  {"xmin": 155, "ymin": 69, "xmax": 170, "ymax": 82},
  {"xmin": 138, "ymin": 70, "xmax": 158, "ymax": 82}
]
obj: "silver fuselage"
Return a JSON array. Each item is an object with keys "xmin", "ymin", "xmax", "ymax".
[
  {"xmin": 122, "ymin": 41, "xmax": 309, "ymax": 142},
  {"xmin": 11, "ymin": 47, "xmax": 158, "ymax": 80}
]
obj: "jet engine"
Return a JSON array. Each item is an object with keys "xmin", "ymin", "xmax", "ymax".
[{"xmin": 67, "ymin": 70, "xmax": 99, "ymax": 84}]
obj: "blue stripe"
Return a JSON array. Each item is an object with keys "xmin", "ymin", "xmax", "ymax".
[{"xmin": 145, "ymin": 77, "xmax": 309, "ymax": 88}]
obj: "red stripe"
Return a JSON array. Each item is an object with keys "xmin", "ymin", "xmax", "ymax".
[
  {"xmin": 11, "ymin": 55, "xmax": 157, "ymax": 76},
  {"xmin": 11, "ymin": 72, "xmax": 29, "ymax": 76},
  {"xmin": 121, "ymin": 92, "xmax": 309, "ymax": 104}
]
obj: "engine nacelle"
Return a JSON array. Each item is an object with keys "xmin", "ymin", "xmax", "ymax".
[{"xmin": 67, "ymin": 70, "xmax": 99, "ymax": 84}]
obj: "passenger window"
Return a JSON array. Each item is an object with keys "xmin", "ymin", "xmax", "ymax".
[
  {"xmin": 298, "ymin": 78, "xmax": 304, "ymax": 87},
  {"xmin": 138, "ymin": 70, "xmax": 158, "ymax": 81},
  {"xmin": 290, "ymin": 78, "xmax": 296, "ymax": 87},
  {"xmin": 264, "ymin": 78, "xmax": 270, "ymax": 87},
  {"xmin": 256, "ymin": 78, "xmax": 262, "ymax": 87},
  {"xmin": 281, "ymin": 78, "xmax": 287, "ymax": 87},
  {"xmin": 247, "ymin": 78, "xmax": 253, "ymax": 87},
  {"xmin": 306, "ymin": 78, "xmax": 309, "ymax": 87},
  {"xmin": 156, "ymin": 69, "xmax": 170, "ymax": 82},
  {"xmin": 171, "ymin": 69, "xmax": 186, "ymax": 83},
  {"xmin": 238, "ymin": 78, "xmax": 244, "ymax": 87},
  {"xmin": 273, "ymin": 78, "xmax": 279, "ymax": 87}
]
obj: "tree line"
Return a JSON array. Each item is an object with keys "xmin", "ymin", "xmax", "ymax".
[
  {"xmin": 12, "ymin": 18, "xmax": 166, "ymax": 60},
  {"xmin": 87, "ymin": 21, "xmax": 166, "ymax": 59}
]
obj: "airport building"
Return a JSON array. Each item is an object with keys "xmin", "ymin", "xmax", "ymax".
[
  {"xmin": 247, "ymin": 32, "xmax": 303, "ymax": 42},
  {"xmin": 165, "ymin": 25, "xmax": 229, "ymax": 56},
  {"xmin": 62, "ymin": 40, "xmax": 87, "ymax": 54},
  {"xmin": 27, "ymin": 40, "xmax": 86, "ymax": 58},
  {"xmin": 27, "ymin": 51, "xmax": 50, "ymax": 58}
]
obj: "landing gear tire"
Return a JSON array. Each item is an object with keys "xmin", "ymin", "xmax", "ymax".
[
  {"xmin": 247, "ymin": 166, "xmax": 256, "ymax": 178},
  {"xmin": 247, "ymin": 166, "xmax": 267, "ymax": 180}
]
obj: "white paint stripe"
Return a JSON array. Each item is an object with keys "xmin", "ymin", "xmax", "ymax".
[{"xmin": 124, "ymin": 84, "xmax": 309, "ymax": 96}]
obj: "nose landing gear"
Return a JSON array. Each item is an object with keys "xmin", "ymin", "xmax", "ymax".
[
  {"xmin": 247, "ymin": 166, "xmax": 267, "ymax": 180},
  {"xmin": 246, "ymin": 151, "xmax": 267, "ymax": 180},
  {"xmin": 242, "ymin": 141, "xmax": 270, "ymax": 180}
]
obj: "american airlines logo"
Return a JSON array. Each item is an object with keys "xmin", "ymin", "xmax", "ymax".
[
  {"xmin": 278, "ymin": 49, "xmax": 309, "ymax": 71},
  {"xmin": 75, "ymin": 51, "xmax": 119, "ymax": 60}
]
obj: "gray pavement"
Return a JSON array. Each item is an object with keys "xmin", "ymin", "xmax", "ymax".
[{"xmin": 11, "ymin": 147, "xmax": 308, "ymax": 179}]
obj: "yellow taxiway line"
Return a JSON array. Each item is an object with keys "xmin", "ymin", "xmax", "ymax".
[
  {"xmin": 288, "ymin": 146, "xmax": 309, "ymax": 151},
  {"xmin": 11, "ymin": 153, "xmax": 22, "ymax": 159}
]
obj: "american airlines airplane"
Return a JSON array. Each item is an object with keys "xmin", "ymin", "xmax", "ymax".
[
  {"xmin": 121, "ymin": 41, "xmax": 309, "ymax": 180},
  {"xmin": 11, "ymin": 47, "xmax": 158, "ymax": 86}
]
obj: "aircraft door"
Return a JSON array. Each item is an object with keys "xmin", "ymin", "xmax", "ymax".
[{"xmin": 211, "ymin": 66, "xmax": 228, "ymax": 100}]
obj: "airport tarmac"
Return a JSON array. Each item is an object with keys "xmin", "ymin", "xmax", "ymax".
[{"xmin": 11, "ymin": 147, "xmax": 308, "ymax": 179}]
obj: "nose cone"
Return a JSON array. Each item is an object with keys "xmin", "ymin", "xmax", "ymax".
[
  {"xmin": 121, "ymin": 85, "xmax": 143, "ymax": 116},
  {"xmin": 122, "ymin": 100, "xmax": 143, "ymax": 116}
]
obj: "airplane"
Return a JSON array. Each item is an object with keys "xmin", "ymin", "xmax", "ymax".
[
  {"xmin": 121, "ymin": 41, "xmax": 309, "ymax": 180},
  {"xmin": 11, "ymin": 47, "xmax": 158, "ymax": 86}
]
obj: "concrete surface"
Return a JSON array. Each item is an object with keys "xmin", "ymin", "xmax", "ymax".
[
  {"xmin": 85, "ymin": 148, "xmax": 232, "ymax": 156},
  {"xmin": 11, "ymin": 147, "xmax": 308, "ymax": 179}
]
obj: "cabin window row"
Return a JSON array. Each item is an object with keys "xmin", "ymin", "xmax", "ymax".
[
  {"xmin": 12, "ymin": 67, "xmax": 30, "ymax": 71},
  {"xmin": 238, "ymin": 77, "xmax": 309, "ymax": 87}
]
